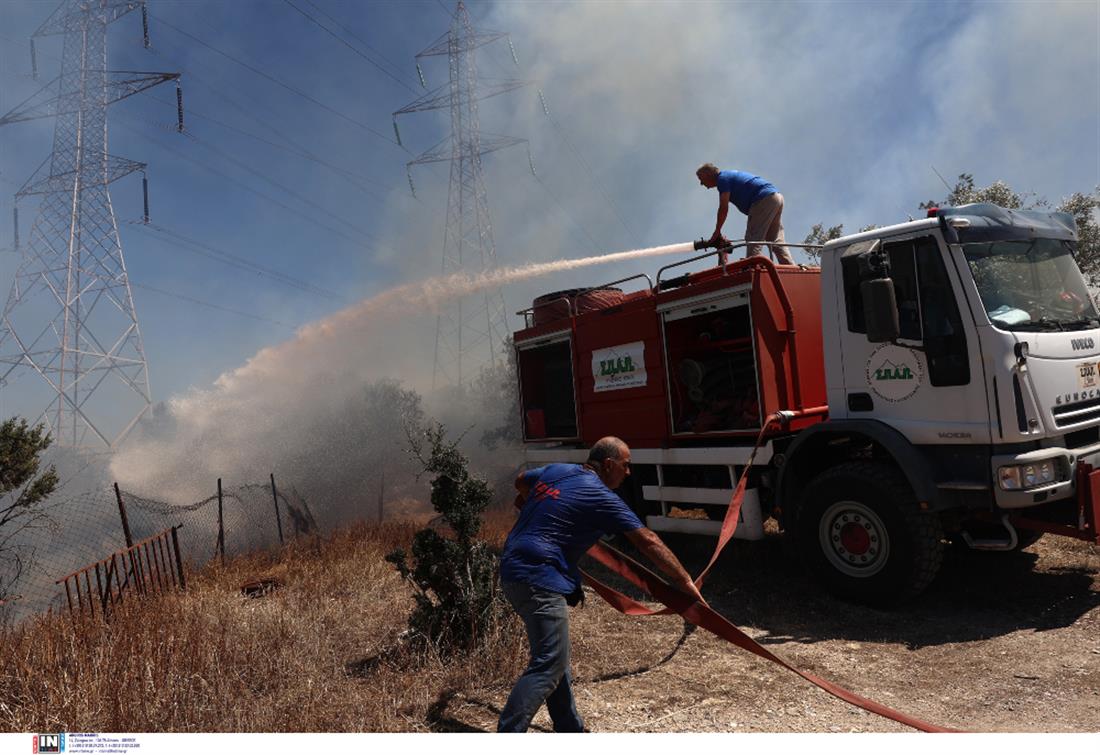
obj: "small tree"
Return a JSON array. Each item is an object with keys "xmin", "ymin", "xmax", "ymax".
[
  {"xmin": 801, "ymin": 223, "xmax": 876, "ymax": 263},
  {"xmin": 0, "ymin": 419, "xmax": 59, "ymax": 602},
  {"xmin": 385, "ymin": 423, "xmax": 505, "ymax": 655}
]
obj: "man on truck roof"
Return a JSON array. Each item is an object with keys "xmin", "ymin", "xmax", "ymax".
[
  {"xmin": 696, "ymin": 162, "xmax": 794, "ymax": 265},
  {"xmin": 498, "ymin": 436, "xmax": 705, "ymax": 733}
]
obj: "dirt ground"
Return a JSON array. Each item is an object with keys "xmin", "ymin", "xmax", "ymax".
[{"xmin": 437, "ymin": 526, "xmax": 1100, "ymax": 733}]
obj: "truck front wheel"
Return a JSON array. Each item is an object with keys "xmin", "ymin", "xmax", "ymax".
[{"xmin": 795, "ymin": 462, "xmax": 944, "ymax": 604}]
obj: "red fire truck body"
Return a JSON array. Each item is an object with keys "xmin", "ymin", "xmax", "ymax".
[{"xmin": 517, "ymin": 260, "xmax": 826, "ymax": 448}]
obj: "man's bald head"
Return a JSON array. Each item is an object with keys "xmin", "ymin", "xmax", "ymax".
[
  {"xmin": 588, "ymin": 436, "xmax": 628, "ymax": 464},
  {"xmin": 587, "ymin": 437, "xmax": 632, "ymax": 489}
]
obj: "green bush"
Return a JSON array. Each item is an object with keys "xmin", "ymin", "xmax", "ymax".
[{"xmin": 386, "ymin": 423, "xmax": 506, "ymax": 654}]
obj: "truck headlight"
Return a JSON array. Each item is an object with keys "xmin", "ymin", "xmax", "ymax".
[
  {"xmin": 999, "ymin": 466, "xmax": 1022, "ymax": 490},
  {"xmin": 998, "ymin": 460, "xmax": 1062, "ymax": 491}
]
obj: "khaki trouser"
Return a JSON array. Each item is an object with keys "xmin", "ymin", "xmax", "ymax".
[{"xmin": 745, "ymin": 192, "xmax": 793, "ymax": 264}]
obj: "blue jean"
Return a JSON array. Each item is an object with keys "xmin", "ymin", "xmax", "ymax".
[{"xmin": 497, "ymin": 581, "xmax": 585, "ymax": 733}]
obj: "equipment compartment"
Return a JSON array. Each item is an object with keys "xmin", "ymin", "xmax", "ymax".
[
  {"xmin": 516, "ymin": 334, "xmax": 579, "ymax": 441},
  {"xmin": 662, "ymin": 293, "xmax": 761, "ymax": 434}
]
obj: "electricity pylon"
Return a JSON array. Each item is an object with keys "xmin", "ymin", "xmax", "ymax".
[
  {"xmin": 393, "ymin": 1, "xmax": 525, "ymax": 390},
  {"xmin": 0, "ymin": 0, "xmax": 179, "ymax": 448}
]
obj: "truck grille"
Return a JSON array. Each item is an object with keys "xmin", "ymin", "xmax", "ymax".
[{"xmin": 1052, "ymin": 396, "xmax": 1100, "ymax": 428}]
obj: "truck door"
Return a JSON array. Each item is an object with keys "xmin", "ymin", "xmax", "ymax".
[{"xmin": 838, "ymin": 233, "xmax": 990, "ymax": 444}]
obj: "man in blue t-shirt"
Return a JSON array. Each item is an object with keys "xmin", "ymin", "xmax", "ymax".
[
  {"xmin": 696, "ymin": 162, "xmax": 794, "ymax": 265},
  {"xmin": 497, "ymin": 436, "xmax": 705, "ymax": 733}
]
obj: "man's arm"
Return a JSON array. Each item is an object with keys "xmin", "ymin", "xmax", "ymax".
[
  {"xmin": 711, "ymin": 192, "xmax": 731, "ymax": 243},
  {"xmin": 513, "ymin": 472, "xmax": 532, "ymax": 510},
  {"xmin": 623, "ymin": 527, "xmax": 707, "ymax": 605}
]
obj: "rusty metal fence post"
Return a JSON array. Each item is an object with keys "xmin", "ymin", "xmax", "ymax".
[
  {"xmin": 270, "ymin": 473, "xmax": 284, "ymax": 546},
  {"xmin": 216, "ymin": 478, "xmax": 225, "ymax": 564},
  {"xmin": 171, "ymin": 526, "xmax": 186, "ymax": 589}
]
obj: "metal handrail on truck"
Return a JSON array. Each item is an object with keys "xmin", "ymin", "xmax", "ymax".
[
  {"xmin": 654, "ymin": 240, "xmax": 823, "ymax": 288},
  {"xmin": 655, "ymin": 241, "xmax": 823, "ymax": 411}
]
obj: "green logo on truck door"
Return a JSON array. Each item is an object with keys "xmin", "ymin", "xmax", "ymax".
[
  {"xmin": 599, "ymin": 355, "xmax": 635, "ymax": 376},
  {"xmin": 865, "ymin": 344, "xmax": 923, "ymax": 402},
  {"xmin": 592, "ymin": 341, "xmax": 647, "ymax": 392},
  {"xmin": 873, "ymin": 361, "xmax": 913, "ymax": 381}
]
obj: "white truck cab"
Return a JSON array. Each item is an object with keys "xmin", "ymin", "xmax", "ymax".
[{"xmin": 820, "ymin": 204, "xmax": 1099, "ymax": 511}]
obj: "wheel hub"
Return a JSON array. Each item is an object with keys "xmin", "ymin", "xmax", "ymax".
[
  {"xmin": 840, "ymin": 521, "xmax": 871, "ymax": 555},
  {"xmin": 819, "ymin": 501, "xmax": 890, "ymax": 578}
]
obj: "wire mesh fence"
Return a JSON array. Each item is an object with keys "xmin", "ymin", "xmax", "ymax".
[{"xmin": 0, "ymin": 474, "xmax": 319, "ymax": 627}]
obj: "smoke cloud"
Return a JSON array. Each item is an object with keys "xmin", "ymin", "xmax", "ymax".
[{"xmin": 110, "ymin": 242, "xmax": 695, "ymax": 506}]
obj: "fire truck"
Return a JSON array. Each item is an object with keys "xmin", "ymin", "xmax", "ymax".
[{"xmin": 513, "ymin": 203, "xmax": 1100, "ymax": 603}]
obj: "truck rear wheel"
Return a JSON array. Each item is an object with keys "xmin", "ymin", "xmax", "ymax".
[{"xmin": 796, "ymin": 462, "xmax": 944, "ymax": 604}]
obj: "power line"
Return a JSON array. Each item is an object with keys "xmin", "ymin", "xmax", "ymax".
[
  {"xmin": 142, "ymin": 37, "xmax": 403, "ymax": 198},
  {"xmin": 127, "ymin": 220, "xmax": 343, "ymax": 301},
  {"xmin": 536, "ymin": 89, "xmax": 641, "ymax": 247},
  {"xmin": 152, "ymin": 17, "xmax": 404, "ymax": 150},
  {"xmin": 130, "ymin": 281, "xmax": 295, "ymax": 329},
  {"xmin": 118, "ymin": 119, "xmax": 385, "ymax": 251},
  {"xmin": 283, "ymin": 0, "xmax": 420, "ymax": 94},
  {"xmin": 145, "ymin": 90, "xmax": 393, "ymax": 204},
  {"xmin": 530, "ymin": 171, "xmax": 601, "ymax": 253},
  {"xmin": 175, "ymin": 126, "xmax": 386, "ymax": 247},
  {"xmin": 305, "ymin": 0, "xmax": 419, "ymax": 83}
]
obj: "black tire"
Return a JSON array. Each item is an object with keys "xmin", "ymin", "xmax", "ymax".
[{"xmin": 795, "ymin": 461, "xmax": 944, "ymax": 605}]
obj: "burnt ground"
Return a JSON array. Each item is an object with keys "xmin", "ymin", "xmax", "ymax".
[{"xmin": 438, "ymin": 526, "xmax": 1100, "ymax": 733}]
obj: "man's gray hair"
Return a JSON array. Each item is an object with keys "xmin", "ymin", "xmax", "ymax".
[
  {"xmin": 588, "ymin": 436, "xmax": 627, "ymax": 464},
  {"xmin": 696, "ymin": 162, "xmax": 719, "ymax": 177}
]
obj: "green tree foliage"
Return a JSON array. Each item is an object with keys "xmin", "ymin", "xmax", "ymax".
[
  {"xmin": 385, "ymin": 423, "xmax": 505, "ymax": 655},
  {"xmin": 921, "ymin": 174, "xmax": 1100, "ymax": 285},
  {"xmin": 802, "ymin": 223, "xmax": 879, "ymax": 263},
  {"xmin": 803, "ymin": 175, "xmax": 1100, "ymax": 277},
  {"xmin": 0, "ymin": 419, "xmax": 59, "ymax": 600}
]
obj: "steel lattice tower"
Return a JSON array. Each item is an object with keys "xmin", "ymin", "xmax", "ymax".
[
  {"xmin": 0, "ymin": 1, "xmax": 178, "ymax": 448},
  {"xmin": 394, "ymin": 1, "xmax": 525, "ymax": 389}
]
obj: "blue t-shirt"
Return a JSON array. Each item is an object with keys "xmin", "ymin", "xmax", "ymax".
[
  {"xmin": 500, "ymin": 464, "xmax": 644, "ymax": 595},
  {"xmin": 716, "ymin": 170, "xmax": 778, "ymax": 215}
]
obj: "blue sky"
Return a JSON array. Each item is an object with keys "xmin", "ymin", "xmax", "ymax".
[{"xmin": 0, "ymin": 0, "xmax": 1097, "ymax": 488}]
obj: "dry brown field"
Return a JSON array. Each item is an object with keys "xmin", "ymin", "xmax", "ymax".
[{"xmin": 1, "ymin": 510, "xmax": 1096, "ymax": 733}]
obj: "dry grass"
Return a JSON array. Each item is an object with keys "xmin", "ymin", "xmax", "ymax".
[{"xmin": 0, "ymin": 513, "xmax": 528, "ymax": 732}]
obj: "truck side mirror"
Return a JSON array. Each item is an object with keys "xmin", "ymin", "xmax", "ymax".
[{"xmin": 862, "ymin": 278, "xmax": 899, "ymax": 343}]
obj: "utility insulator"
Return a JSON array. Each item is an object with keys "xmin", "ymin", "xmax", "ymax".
[
  {"xmin": 538, "ymin": 89, "xmax": 550, "ymax": 117},
  {"xmin": 527, "ymin": 147, "xmax": 537, "ymax": 178},
  {"xmin": 175, "ymin": 82, "xmax": 184, "ymax": 132},
  {"xmin": 142, "ymin": 4, "xmax": 150, "ymax": 49},
  {"xmin": 142, "ymin": 175, "xmax": 150, "ymax": 224},
  {"xmin": 416, "ymin": 62, "xmax": 427, "ymax": 89},
  {"xmin": 407, "ymin": 168, "xmax": 416, "ymax": 198},
  {"xmin": 12, "ymin": 206, "xmax": 19, "ymax": 250},
  {"xmin": 509, "ymin": 38, "xmax": 519, "ymax": 67},
  {"xmin": 392, "ymin": 118, "xmax": 402, "ymax": 147},
  {"xmin": 30, "ymin": 39, "xmax": 38, "ymax": 81}
]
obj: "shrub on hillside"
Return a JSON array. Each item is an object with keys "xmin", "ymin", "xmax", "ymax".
[{"xmin": 385, "ymin": 423, "xmax": 506, "ymax": 655}]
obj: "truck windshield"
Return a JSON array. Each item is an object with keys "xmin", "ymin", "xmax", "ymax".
[{"xmin": 963, "ymin": 238, "xmax": 1099, "ymax": 331}]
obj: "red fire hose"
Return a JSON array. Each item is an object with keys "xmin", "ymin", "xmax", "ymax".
[{"xmin": 579, "ymin": 412, "xmax": 958, "ymax": 732}]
